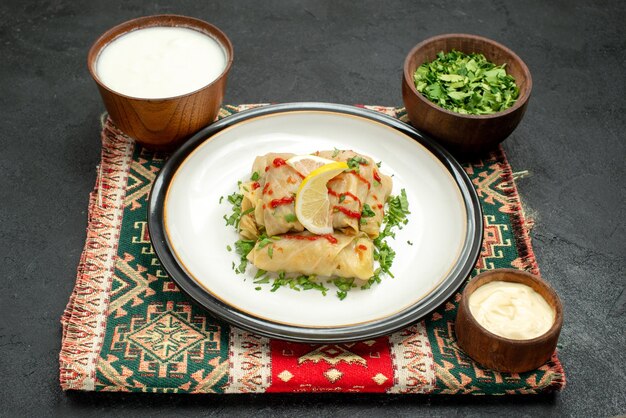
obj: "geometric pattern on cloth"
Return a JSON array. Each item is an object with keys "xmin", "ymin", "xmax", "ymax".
[{"xmin": 60, "ymin": 104, "xmax": 565, "ymax": 394}]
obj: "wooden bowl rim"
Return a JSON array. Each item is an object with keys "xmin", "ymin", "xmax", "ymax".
[
  {"xmin": 87, "ymin": 14, "xmax": 234, "ymax": 101},
  {"xmin": 460, "ymin": 268, "xmax": 563, "ymax": 346},
  {"xmin": 403, "ymin": 33, "xmax": 532, "ymax": 120}
]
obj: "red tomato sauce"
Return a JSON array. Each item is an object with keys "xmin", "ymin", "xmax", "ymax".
[
  {"xmin": 273, "ymin": 157, "xmax": 287, "ymax": 168},
  {"xmin": 327, "ymin": 189, "xmax": 361, "ymax": 204},
  {"xmin": 269, "ymin": 196, "xmax": 294, "ymax": 208},
  {"xmin": 334, "ymin": 206, "xmax": 361, "ymax": 219}
]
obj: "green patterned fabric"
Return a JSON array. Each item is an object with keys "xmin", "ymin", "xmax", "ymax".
[{"xmin": 60, "ymin": 105, "xmax": 564, "ymax": 394}]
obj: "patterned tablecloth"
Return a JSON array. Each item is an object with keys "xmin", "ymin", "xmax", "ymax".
[{"xmin": 60, "ymin": 105, "xmax": 565, "ymax": 394}]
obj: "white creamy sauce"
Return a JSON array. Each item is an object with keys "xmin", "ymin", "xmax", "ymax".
[
  {"xmin": 469, "ymin": 281, "xmax": 555, "ymax": 340},
  {"xmin": 96, "ymin": 26, "xmax": 226, "ymax": 99}
]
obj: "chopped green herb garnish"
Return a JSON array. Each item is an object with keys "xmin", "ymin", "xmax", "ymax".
[
  {"xmin": 407, "ymin": 240, "xmax": 413, "ymax": 246},
  {"xmin": 254, "ymin": 269, "xmax": 267, "ymax": 279},
  {"xmin": 373, "ymin": 239, "xmax": 396, "ymax": 278},
  {"xmin": 346, "ymin": 156, "xmax": 368, "ymax": 173},
  {"xmin": 233, "ymin": 239, "xmax": 255, "ymax": 274},
  {"xmin": 284, "ymin": 213, "xmax": 297, "ymax": 223},
  {"xmin": 386, "ymin": 189, "xmax": 410, "ymax": 226},
  {"xmin": 251, "ymin": 171, "xmax": 260, "ymax": 181},
  {"xmin": 371, "ymin": 188, "xmax": 411, "ymax": 279},
  {"xmin": 295, "ymin": 275, "xmax": 328, "ymax": 295},
  {"xmin": 361, "ymin": 268, "xmax": 382, "ymax": 290},
  {"xmin": 361, "ymin": 203, "xmax": 376, "ymax": 219},
  {"xmin": 219, "ymin": 196, "xmax": 224, "ymax": 204},
  {"xmin": 268, "ymin": 246, "xmax": 274, "ymax": 259},
  {"xmin": 257, "ymin": 235, "xmax": 280, "ymax": 249},
  {"xmin": 333, "ymin": 277, "xmax": 355, "ymax": 290},
  {"xmin": 373, "ymin": 180, "xmax": 381, "ymax": 188},
  {"xmin": 360, "ymin": 203, "xmax": 376, "ymax": 224},
  {"xmin": 376, "ymin": 161, "xmax": 382, "ymax": 168},
  {"xmin": 235, "ymin": 239, "xmax": 255, "ymax": 256},
  {"xmin": 255, "ymin": 286, "xmax": 262, "ymax": 291},
  {"xmin": 270, "ymin": 271, "xmax": 287, "ymax": 292},
  {"xmin": 254, "ymin": 277, "xmax": 270, "ymax": 285},
  {"xmin": 260, "ymin": 272, "xmax": 329, "ymax": 295},
  {"xmin": 224, "ymin": 192, "xmax": 244, "ymax": 227},
  {"xmin": 226, "ymin": 245, "xmax": 232, "ymax": 252},
  {"xmin": 332, "ymin": 148, "xmax": 341, "ymax": 158},
  {"xmin": 338, "ymin": 194, "xmax": 346, "ymax": 203},
  {"xmin": 413, "ymin": 49, "xmax": 519, "ymax": 115}
]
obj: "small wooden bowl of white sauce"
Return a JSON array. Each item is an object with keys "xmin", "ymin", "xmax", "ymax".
[
  {"xmin": 88, "ymin": 15, "xmax": 233, "ymax": 149},
  {"xmin": 455, "ymin": 269, "xmax": 563, "ymax": 373}
]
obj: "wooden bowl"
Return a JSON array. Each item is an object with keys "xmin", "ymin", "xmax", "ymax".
[
  {"xmin": 402, "ymin": 34, "xmax": 532, "ymax": 155},
  {"xmin": 455, "ymin": 269, "xmax": 563, "ymax": 373},
  {"xmin": 87, "ymin": 15, "xmax": 233, "ymax": 150}
]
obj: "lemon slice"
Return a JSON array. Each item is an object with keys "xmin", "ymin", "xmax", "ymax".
[
  {"xmin": 286, "ymin": 155, "xmax": 336, "ymax": 177},
  {"xmin": 295, "ymin": 161, "xmax": 348, "ymax": 234}
]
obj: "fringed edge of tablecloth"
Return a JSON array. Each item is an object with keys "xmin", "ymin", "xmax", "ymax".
[{"xmin": 59, "ymin": 121, "xmax": 134, "ymax": 390}]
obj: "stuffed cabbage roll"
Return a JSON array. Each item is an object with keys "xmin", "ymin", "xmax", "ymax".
[
  {"xmin": 315, "ymin": 150, "xmax": 375, "ymax": 235},
  {"xmin": 360, "ymin": 170, "xmax": 393, "ymax": 238},
  {"xmin": 238, "ymin": 154, "xmax": 281, "ymax": 239},
  {"xmin": 259, "ymin": 153, "xmax": 305, "ymax": 236},
  {"xmin": 247, "ymin": 232, "xmax": 374, "ymax": 281}
]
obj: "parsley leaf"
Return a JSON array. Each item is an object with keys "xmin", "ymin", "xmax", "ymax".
[
  {"xmin": 333, "ymin": 278, "xmax": 356, "ymax": 300},
  {"xmin": 263, "ymin": 272, "xmax": 329, "ymax": 296},
  {"xmin": 361, "ymin": 203, "xmax": 376, "ymax": 218},
  {"xmin": 371, "ymin": 188, "xmax": 411, "ymax": 279},
  {"xmin": 251, "ymin": 171, "xmax": 260, "ymax": 181},
  {"xmin": 257, "ymin": 235, "xmax": 280, "ymax": 249},
  {"xmin": 233, "ymin": 239, "xmax": 255, "ymax": 274},
  {"xmin": 361, "ymin": 268, "xmax": 382, "ymax": 290},
  {"xmin": 224, "ymin": 192, "xmax": 244, "ymax": 227},
  {"xmin": 346, "ymin": 156, "xmax": 368, "ymax": 173}
]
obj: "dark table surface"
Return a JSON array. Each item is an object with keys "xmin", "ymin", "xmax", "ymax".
[{"xmin": 1, "ymin": 0, "xmax": 624, "ymax": 416}]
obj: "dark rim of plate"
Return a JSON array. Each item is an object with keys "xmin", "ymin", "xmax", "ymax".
[{"xmin": 148, "ymin": 102, "xmax": 483, "ymax": 343}]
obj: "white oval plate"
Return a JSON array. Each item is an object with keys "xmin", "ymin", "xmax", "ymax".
[{"xmin": 149, "ymin": 103, "xmax": 482, "ymax": 342}]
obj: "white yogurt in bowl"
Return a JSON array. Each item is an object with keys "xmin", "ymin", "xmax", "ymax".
[{"xmin": 96, "ymin": 26, "xmax": 227, "ymax": 99}]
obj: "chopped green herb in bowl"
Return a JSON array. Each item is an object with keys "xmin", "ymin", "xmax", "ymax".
[
  {"xmin": 413, "ymin": 50, "xmax": 519, "ymax": 115},
  {"xmin": 402, "ymin": 34, "xmax": 532, "ymax": 153}
]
